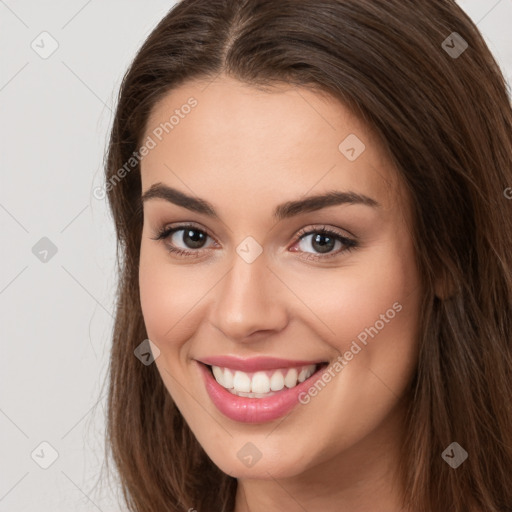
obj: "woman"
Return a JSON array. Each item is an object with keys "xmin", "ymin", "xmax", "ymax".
[{"xmin": 101, "ymin": 0, "xmax": 512, "ymax": 510}]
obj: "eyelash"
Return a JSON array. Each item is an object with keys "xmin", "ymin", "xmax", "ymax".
[{"xmin": 151, "ymin": 223, "xmax": 358, "ymax": 261}]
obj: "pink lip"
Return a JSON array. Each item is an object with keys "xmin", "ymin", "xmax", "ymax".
[
  {"xmin": 197, "ymin": 355, "xmax": 324, "ymax": 372},
  {"xmin": 197, "ymin": 361, "xmax": 327, "ymax": 423}
]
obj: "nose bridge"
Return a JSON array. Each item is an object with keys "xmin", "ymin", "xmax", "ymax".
[{"xmin": 209, "ymin": 244, "xmax": 288, "ymax": 340}]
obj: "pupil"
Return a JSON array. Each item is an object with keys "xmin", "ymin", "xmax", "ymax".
[
  {"xmin": 313, "ymin": 233, "xmax": 334, "ymax": 253},
  {"xmin": 185, "ymin": 229, "xmax": 206, "ymax": 249}
]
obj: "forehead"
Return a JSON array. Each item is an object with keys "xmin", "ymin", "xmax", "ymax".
[{"xmin": 141, "ymin": 76, "xmax": 404, "ymax": 217}]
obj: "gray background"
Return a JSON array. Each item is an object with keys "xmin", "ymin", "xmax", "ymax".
[{"xmin": 1, "ymin": 1, "xmax": 511, "ymax": 510}]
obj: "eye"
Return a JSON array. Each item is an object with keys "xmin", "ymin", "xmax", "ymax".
[
  {"xmin": 151, "ymin": 223, "xmax": 358, "ymax": 260},
  {"xmin": 151, "ymin": 224, "xmax": 216, "ymax": 258},
  {"xmin": 291, "ymin": 225, "xmax": 358, "ymax": 261}
]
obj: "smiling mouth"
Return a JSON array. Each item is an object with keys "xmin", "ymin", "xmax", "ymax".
[{"xmin": 204, "ymin": 362, "xmax": 329, "ymax": 399}]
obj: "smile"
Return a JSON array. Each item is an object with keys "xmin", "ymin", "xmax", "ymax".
[
  {"xmin": 196, "ymin": 356, "xmax": 329, "ymax": 423},
  {"xmin": 211, "ymin": 364, "xmax": 317, "ymax": 397}
]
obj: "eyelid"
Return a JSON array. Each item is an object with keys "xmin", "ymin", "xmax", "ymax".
[
  {"xmin": 151, "ymin": 221, "xmax": 217, "ymax": 242},
  {"xmin": 295, "ymin": 224, "xmax": 355, "ymax": 242}
]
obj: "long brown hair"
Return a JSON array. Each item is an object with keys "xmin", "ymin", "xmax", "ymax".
[{"xmin": 100, "ymin": 1, "xmax": 512, "ymax": 510}]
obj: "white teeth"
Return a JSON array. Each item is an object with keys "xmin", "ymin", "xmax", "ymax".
[
  {"xmin": 212, "ymin": 366, "xmax": 225, "ymax": 386},
  {"xmin": 223, "ymin": 368, "xmax": 234, "ymax": 389},
  {"xmin": 298, "ymin": 368, "xmax": 308, "ymax": 382},
  {"xmin": 229, "ymin": 390, "xmax": 277, "ymax": 398},
  {"xmin": 251, "ymin": 372, "xmax": 271, "ymax": 394},
  {"xmin": 270, "ymin": 371, "xmax": 285, "ymax": 391},
  {"xmin": 284, "ymin": 368, "xmax": 298, "ymax": 388},
  {"xmin": 210, "ymin": 364, "xmax": 317, "ymax": 397},
  {"xmin": 233, "ymin": 371, "xmax": 252, "ymax": 392}
]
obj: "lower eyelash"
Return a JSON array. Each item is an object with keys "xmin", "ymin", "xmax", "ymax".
[
  {"xmin": 294, "ymin": 226, "xmax": 358, "ymax": 260},
  {"xmin": 166, "ymin": 245, "xmax": 201, "ymax": 258},
  {"xmin": 152, "ymin": 225, "xmax": 358, "ymax": 260}
]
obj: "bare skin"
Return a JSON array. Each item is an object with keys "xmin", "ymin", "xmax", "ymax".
[{"xmin": 138, "ymin": 74, "xmax": 422, "ymax": 512}]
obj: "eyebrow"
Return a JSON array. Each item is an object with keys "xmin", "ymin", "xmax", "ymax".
[{"xmin": 141, "ymin": 182, "xmax": 380, "ymax": 221}]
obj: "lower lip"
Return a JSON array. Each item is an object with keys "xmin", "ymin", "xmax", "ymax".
[{"xmin": 198, "ymin": 361, "xmax": 326, "ymax": 423}]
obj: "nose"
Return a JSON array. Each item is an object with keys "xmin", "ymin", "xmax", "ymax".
[{"xmin": 208, "ymin": 249, "xmax": 289, "ymax": 342}]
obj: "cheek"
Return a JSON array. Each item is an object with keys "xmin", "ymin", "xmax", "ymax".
[
  {"xmin": 138, "ymin": 242, "xmax": 213, "ymax": 349},
  {"xmin": 139, "ymin": 244, "xmax": 168, "ymax": 339},
  {"xmin": 298, "ymin": 242, "xmax": 419, "ymax": 351},
  {"xmin": 332, "ymin": 268, "xmax": 413, "ymax": 342},
  {"xmin": 286, "ymin": 252, "xmax": 420, "ymax": 451},
  {"xmin": 320, "ymin": 243, "xmax": 421, "ymax": 396},
  {"xmin": 138, "ymin": 246, "xmax": 201, "ymax": 406},
  {"xmin": 139, "ymin": 243, "xmax": 186, "ymax": 344}
]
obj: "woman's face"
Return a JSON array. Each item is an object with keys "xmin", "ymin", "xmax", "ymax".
[{"xmin": 138, "ymin": 75, "xmax": 422, "ymax": 481}]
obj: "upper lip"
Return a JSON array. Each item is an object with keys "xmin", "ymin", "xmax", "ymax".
[{"xmin": 196, "ymin": 355, "xmax": 326, "ymax": 372}]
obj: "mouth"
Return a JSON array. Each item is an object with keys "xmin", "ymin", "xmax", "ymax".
[
  {"xmin": 197, "ymin": 360, "xmax": 330, "ymax": 423},
  {"xmin": 206, "ymin": 362, "xmax": 327, "ymax": 398}
]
